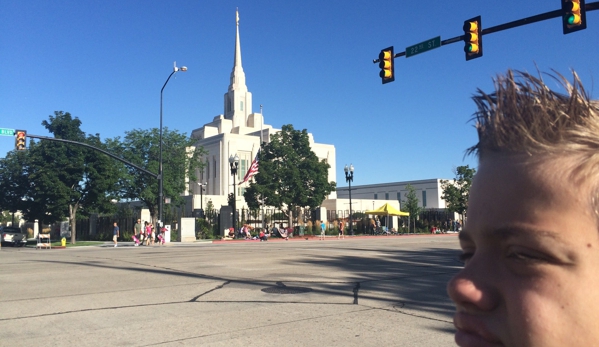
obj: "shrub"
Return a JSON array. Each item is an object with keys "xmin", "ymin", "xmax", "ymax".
[{"xmin": 196, "ymin": 218, "xmax": 213, "ymax": 239}]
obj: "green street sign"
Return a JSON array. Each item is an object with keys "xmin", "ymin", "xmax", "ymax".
[
  {"xmin": 406, "ymin": 36, "xmax": 441, "ymax": 58},
  {"xmin": 0, "ymin": 128, "xmax": 15, "ymax": 136}
]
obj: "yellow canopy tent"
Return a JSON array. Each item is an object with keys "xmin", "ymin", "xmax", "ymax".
[
  {"xmin": 365, "ymin": 203, "xmax": 410, "ymax": 234},
  {"xmin": 365, "ymin": 203, "xmax": 410, "ymax": 216}
]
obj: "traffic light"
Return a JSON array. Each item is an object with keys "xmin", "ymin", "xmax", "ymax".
[
  {"xmin": 15, "ymin": 130, "xmax": 26, "ymax": 151},
  {"xmin": 463, "ymin": 16, "xmax": 482, "ymax": 61},
  {"xmin": 562, "ymin": 0, "xmax": 586, "ymax": 34},
  {"xmin": 378, "ymin": 46, "xmax": 395, "ymax": 84}
]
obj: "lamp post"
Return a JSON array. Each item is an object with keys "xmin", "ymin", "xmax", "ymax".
[
  {"xmin": 197, "ymin": 182, "xmax": 206, "ymax": 216},
  {"xmin": 159, "ymin": 62, "xmax": 187, "ymax": 227},
  {"xmin": 229, "ymin": 153, "xmax": 239, "ymax": 230},
  {"xmin": 257, "ymin": 195, "xmax": 267, "ymax": 230},
  {"xmin": 198, "ymin": 182, "xmax": 206, "ymax": 210},
  {"xmin": 344, "ymin": 164, "xmax": 354, "ymax": 235}
]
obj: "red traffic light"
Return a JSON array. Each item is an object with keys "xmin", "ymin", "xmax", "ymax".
[{"xmin": 15, "ymin": 130, "xmax": 27, "ymax": 151}]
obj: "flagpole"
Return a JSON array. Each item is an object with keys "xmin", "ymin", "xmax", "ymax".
[{"xmin": 260, "ymin": 104, "xmax": 264, "ymax": 229}]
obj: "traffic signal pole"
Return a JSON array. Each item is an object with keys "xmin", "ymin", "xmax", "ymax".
[
  {"xmin": 26, "ymin": 134, "xmax": 159, "ymax": 178},
  {"xmin": 373, "ymin": 1, "xmax": 599, "ymax": 65}
]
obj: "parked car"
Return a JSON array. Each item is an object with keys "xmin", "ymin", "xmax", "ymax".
[{"xmin": 1, "ymin": 226, "xmax": 27, "ymax": 247}]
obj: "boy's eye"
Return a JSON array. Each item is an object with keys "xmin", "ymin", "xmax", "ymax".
[
  {"xmin": 506, "ymin": 248, "xmax": 548, "ymax": 264},
  {"xmin": 458, "ymin": 252, "xmax": 474, "ymax": 264}
]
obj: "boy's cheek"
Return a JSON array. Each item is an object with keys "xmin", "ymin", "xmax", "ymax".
[{"xmin": 504, "ymin": 266, "xmax": 599, "ymax": 344}]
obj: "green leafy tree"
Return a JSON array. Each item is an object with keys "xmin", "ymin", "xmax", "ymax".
[
  {"xmin": 23, "ymin": 111, "xmax": 120, "ymax": 243},
  {"xmin": 441, "ymin": 165, "xmax": 476, "ymax": 225},
  {"xmin": 401, "ymin": 184, "xmax": 423, "ymax": 232},
  {"xmin": 243, "ymin": 124, "xmax": 336, "ymax": 223},
  {"xmin": 0, "ymin": 211, "xmax": 12, "ymax": 225},
  {"xmin": 106, "ymin": 127, "xmax": 205, "ymax": 224},
  {"xmin": 0, "ymin": 151, "xmax": 30, "ymax": 221},
  {"xmin": 205, "ymin": 199, "xmax": 215, "ymax": 216}
]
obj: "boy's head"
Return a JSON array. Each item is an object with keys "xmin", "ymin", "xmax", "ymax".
[{"xmin": 447, "ymin": 69, "xmax": 599, "ymax": 347}]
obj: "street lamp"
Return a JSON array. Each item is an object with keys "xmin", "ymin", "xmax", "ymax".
[
  {"xmin": 257, "ymin": 195, "xmax": 267, "ymax": 230},
  {"xmin": 229, "ymin": 153, "xmax": 240, "ymax": 230},
  {"xmin": 344, "ymin": 164, "xmax": 354, "ymax": 235},
  {"xmin": 197, "ymin": 182, "xmax": 207, "ymax": 216},
  {"xmin": 159, "ymin": 61, "xmax": 187, "ymax": 227}
]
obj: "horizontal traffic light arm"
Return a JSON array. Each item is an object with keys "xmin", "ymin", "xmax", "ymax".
[
  {"xmin": 27, "ymin": 134, "xmax": 159, "ymax": 179},
  {"xmin": 372, "ymin": 1, "xmax": 599, "ymax": 64}
]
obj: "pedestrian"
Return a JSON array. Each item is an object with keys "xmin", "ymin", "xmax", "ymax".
[
  {"xmin": 141, "ymin": 221, "xmax": 147, "ymax": 245},
  {"xmin": 150, "ymin": 223, "xmax": 155, "ymax": 245},
  {"xmin": 243, "ymin": 224, "xmax": 251, "ymax": 239},
  {"xmin": 144, "ymin": 222, "xmax": 152, "ymax": 246},
  {"xmin": 338, "ymin": 220, "xmax": 344, "ymax": 240},
  {"xmin": 113, "ymin": 222, "xmax": 119, "ymax": 247},
  {"xmin": 446, "ymin": 69, "xmax": 599, "ymax": 346},
  {"xmin": 259, "ymin": 229, "xmax": 268, "ymax": 242},
  {"xmin": 320, "ymin": 221, "xmax": 326, "ymax": 240},
  {"xmin": 133, "ymin": 218, "xmax": 142, "ymax": 246},
  {"xmin": 279, "ymin": 224, "xmax": 289, "ymax": 240},
  {"xmin": 157, "ymin": 227, "xmax": 166, "ymax": 245}
]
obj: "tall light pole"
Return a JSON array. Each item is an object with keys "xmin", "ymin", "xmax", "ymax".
[
  {"xmin": 344, "ymin": 164, "xmax": 354, "ymax": 235},
  {"xmin": 159, "ymin": 62, "xmax": 187, "ymax": 227},
  {"xmin": 257, "ymin": 195, "xmax": 267, "ymax": 230},
  {"xmin": 197, "ymin": 182, "xmax": 206, "ymax": 216},
  {"xmin": 229, "ymin": 154, "xmax": 239, "ymax": 230}
]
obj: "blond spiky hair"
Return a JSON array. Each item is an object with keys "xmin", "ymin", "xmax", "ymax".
[
  {"xmin": 467, "ymin": 69, "xmax": 599, "ymax": 216},
  {"xmin": 467, "ymin": 69, "xmax": 599, "ymax": 159}
]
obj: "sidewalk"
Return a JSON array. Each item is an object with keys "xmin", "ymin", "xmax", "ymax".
[
  {"xmin": 211, "ymin": 232, "xmax": 457, "ymax": 244},
  {"xmin": 93, "ymin": 233, "xmax": 458, "ymax": 247}
]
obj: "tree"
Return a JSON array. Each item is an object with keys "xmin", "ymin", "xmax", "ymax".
[
  {"xmin": 401, "ymin": 184, "xmax": 422, "ymax": 232},
  {"xmin": 106, "ymin": 127, "xmax": 205, "ymax": 224},
  {"xmin": 205, "ymin": 199, "xmax": 215, "ymax": 217},
  {"xmin": 243, "ymin": 124, "xmax": 336, "ymax": 223},
  {"xmin": 23, "ymin": 111, "xmax": 120, "ymax": 243},
  {"xmin": 0, "ymin": 151, "xmax": 30, "ymax": 222},
  {"xmin": 0, "ymin": 211, "xmax": 12, "ymax": 225},
  {"xmin": 441, "ymin": 165, "xmax": 476, "ymax": 225}
]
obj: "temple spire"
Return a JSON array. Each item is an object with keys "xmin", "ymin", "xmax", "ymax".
[
  {"xmin": 228, "ymin": 8, "xmax": 246, "ymax": 92},
  {"xmin": 224, "ymin": 8, "xmax": 252, "ymax": 124}
]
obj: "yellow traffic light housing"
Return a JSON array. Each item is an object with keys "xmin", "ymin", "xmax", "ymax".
[
  {"xmin": 463, "ymin": 16, "xmax": 483, "ymax": 61},
  {"xmin": 15, "ymin": 130, "xmax": 26, "ymax": 151},
  {"xmin": 562, "ymin": 0, "xmax": 586, "ymax": 34},
  {"xmin": 378, "ymin": 46, "xmax": 395, "ymax": 84}
]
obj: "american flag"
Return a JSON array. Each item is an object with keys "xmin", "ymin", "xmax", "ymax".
[{"xmin": 241, "ymin": 150, "xmax": 259, "ymax": 184}]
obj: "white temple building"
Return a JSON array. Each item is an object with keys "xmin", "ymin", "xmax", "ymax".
[{"xmin": 188, "ymin": 10, "xmax": 337, "ymax": 211}]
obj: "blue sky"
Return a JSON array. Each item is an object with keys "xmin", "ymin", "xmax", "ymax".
[{"xmin": 1, "ymin": 0, "xmax": 598, "ymax": 185}]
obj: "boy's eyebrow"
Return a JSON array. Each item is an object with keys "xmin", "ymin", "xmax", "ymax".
[
  {"xmin": 459, "ymin": 226, "xmax": 561, "ymax": 242},
  {"xmin": 493, "ymin": 227, "xmax": 561, "ymax": 241}
]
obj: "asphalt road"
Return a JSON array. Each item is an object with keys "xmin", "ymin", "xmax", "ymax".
[{"xmin": 0, "ymin": 235, "xmax": 462, "ymax": 347}]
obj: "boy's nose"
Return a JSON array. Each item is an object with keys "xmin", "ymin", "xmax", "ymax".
[{"xmin": 447, "ymin": 263, "xmax": 499, "ymax": 312}]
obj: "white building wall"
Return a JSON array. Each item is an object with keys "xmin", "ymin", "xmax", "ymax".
[{"xmin": 336, "ymin": 178, "xmax": 452, "ymax": 210}]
